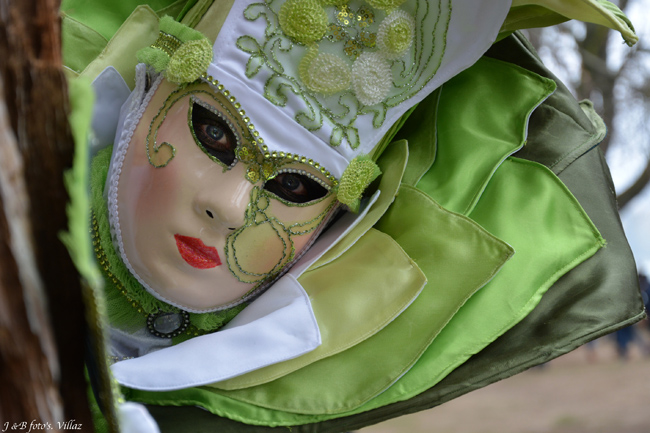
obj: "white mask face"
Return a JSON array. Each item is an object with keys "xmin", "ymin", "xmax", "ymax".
[{"xmin": 116, "ymin": 79, "xmax": 337, "ymax": 311}]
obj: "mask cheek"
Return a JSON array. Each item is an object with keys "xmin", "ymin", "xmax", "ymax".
[
  {"xmin": 225, "ymin": 220, "xmax": 293, "ymax": 283},
  {"xmin": 133, "ymin": 164, "xmax": 179, "ymax": 219}
]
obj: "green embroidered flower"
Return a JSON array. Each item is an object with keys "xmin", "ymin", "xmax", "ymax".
[
  {"xmin": 166, "ymin": 38, "xmax": 213, "ymax": 84},
  {"xmin": 299, "ymin": 47, "xmax": 351, "ymax": 94},
  {"xmin": 337, "ymin": 155, "xmax": 381, "ymax": 212},
  {"xmin": 377, "ymin": 10, "xmax": 415, "ymax": 59},
  {"xmin": 365, "ymin": 0, "xmax": 407, "ymax": 11},
  {"xmin": 351, "ymin": 51, "xmax": 392, "ymax": 106},
  {"xmin": 279, "ymin": 0, "xmax": 329, "ymax": 45}
]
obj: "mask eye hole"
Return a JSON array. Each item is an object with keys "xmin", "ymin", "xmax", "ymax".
[
  {"xmin": 264, "ymin": 172, "xmax": 329, "ymax": 204},
  {"xmin": 190, "ymin": 100, "xmax": 239, "ymax": 167}
]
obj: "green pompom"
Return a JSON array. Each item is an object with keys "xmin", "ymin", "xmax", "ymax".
[
  {"xmin": 337, "ymin": 155, "xmax": 381, "ymax": 212},
  {"xmin": 136, "ymin": 16, "xmax": 212, "ymax": 82},
  {"xmin": 377, "ymin": 10, "xmax": 415, "ymax": 59},
  {"xmin": 166, "ymin": 38, "xmax": 213, "ymax": 84}
]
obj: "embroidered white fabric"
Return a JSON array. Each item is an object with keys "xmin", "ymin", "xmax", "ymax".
[{"xmin": 211, "ymin": 0, "xmax": 512, "ymax": 167}]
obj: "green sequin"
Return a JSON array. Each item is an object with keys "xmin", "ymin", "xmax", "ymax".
[
  {"xmin": 151, "ymin": 31, "xmax": 182, "ymax": 57},
  {"xmin": 320, "ymin": 0, "xmax": 348, "ymax": 5},
  {"xmin": 299, "ymin": 46, "xmax": 351, "ymax": 94},
  {"xmin": 377, "ymin": 10, "xmax": 414, "ymax": 58}
]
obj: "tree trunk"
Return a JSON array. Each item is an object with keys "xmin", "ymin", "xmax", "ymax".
[{"xmin": 0, "ymin": 0, "xmax": 92, "ymax": 429}]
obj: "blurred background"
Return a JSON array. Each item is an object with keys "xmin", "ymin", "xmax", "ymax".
[{"xmin": 363, "ymin": 0, "xmax": 650, "ymax": 431}]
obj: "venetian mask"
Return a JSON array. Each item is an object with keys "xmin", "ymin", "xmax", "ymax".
[{"xmin": 112, "ymin": 78, "xmax": 340, "ymax": 312}]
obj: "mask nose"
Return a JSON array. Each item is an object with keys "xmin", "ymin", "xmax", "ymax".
[
  {"xmin": 203, "ymin": 205, "xmax": 241, "ymax": 230},
  {"xmin": 196, "ymin": 171, "xmax": 254, "ymax": 231}
]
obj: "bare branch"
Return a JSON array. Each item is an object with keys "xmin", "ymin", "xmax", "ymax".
[{"xmin": 618, "ymin": 158, "xmax": 650, "ymax": 210}]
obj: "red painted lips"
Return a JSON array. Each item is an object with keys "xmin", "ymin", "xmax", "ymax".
[{"xmin": 174, "ymin": 234, "xmax": 221, "ymax": 269}]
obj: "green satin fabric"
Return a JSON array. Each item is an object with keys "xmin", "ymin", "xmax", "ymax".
[
  {"xmin": 61, "ymin": 14, "xmax": 109, "ymax": 75},
  {"xmin": 127, "ymin": 181, "xmax": 514, "ymax": 420},
  {"xmin": 500, "ymin": 0, "xmax": 636, "ymax": 46},
  {"xmin": 61, "ymin": 0, "xmax": 189, "ymax": 76},
  {"xmin": 310, "ymin": 140, "xmax": 410, "ymax": 272},
  {"xmin": 417, "ymin": 56, "xmax": 556, "ymax": 215},
  {"xmin": 198, "ymin": 185, "xmax": 513, "ymax": 415},
  {"xmin": 56, "ymin": 2, "xmax": 642, "ymax": 428},
  {"xmin": 206, "ymin": 231, "xmax": 429, "ymax": 414},
  {"xmin": 62, "ymin": 0, "xmax": 186, "ymax": 40},
  {"xmin": 396, "ymin": 89, "xmax": 440, "ymax": 187},
  {"xmin": 67, "ymin": 5, "xmax": 161, "ymax": 86},
  {"xmin": 308, "ymin": 36, "xmax": 643, "ymax": 433},
  {"xmin": 61, "ymin": 0, "xmax": 227, "ymax": 82},
  {"xmin": 136, "ymin": 34, "xmax": 643, "ymax": 431},
  {"xmin": 75, "ymin": 30, "xmax": 643, "ymax": 433},
  {"xmin": 129, "ymin": 139, "xmax": 515, "ymax": 416}
]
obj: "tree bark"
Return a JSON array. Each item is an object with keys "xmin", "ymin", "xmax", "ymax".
[{"xmin": 0, "ymin": 0, "xmax": 92, "ymax": 429}]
